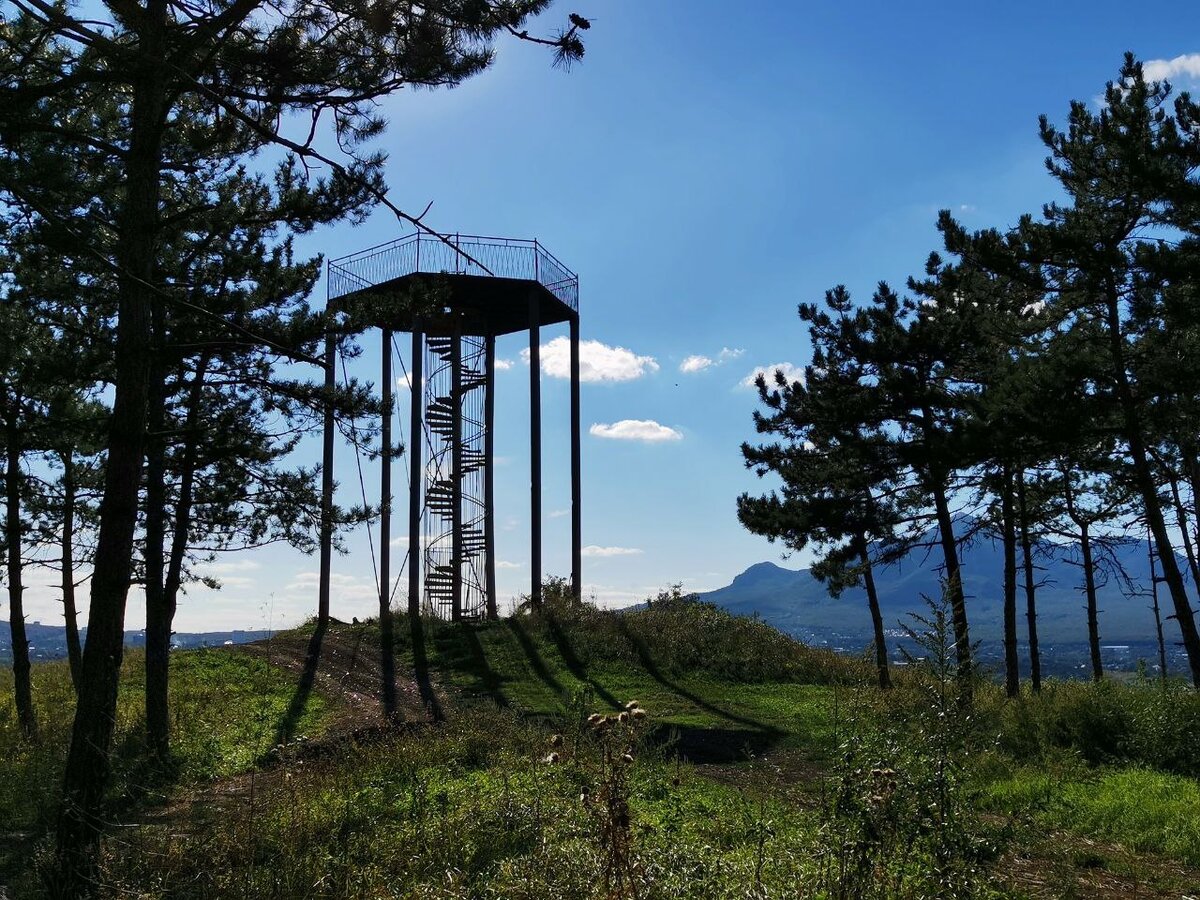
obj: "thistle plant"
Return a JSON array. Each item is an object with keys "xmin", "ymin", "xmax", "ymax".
[{"xmin": 576, "ymin": 702, "xmax": 649, "ymax": 899}]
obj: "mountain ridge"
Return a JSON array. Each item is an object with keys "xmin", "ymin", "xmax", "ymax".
[{"xmin": 698, "ymin": 532, "xmax": 1181, "ymax": 654}]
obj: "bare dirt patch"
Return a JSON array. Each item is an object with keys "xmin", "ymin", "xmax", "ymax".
[{"xmin": 990, "ymin": 820, "xmax": 1200, "ymax": 899}]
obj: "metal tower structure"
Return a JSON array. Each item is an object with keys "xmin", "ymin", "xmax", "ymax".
[{"xmin": 321, "ymin": 233, "xmax": 581, "ymax": 620}]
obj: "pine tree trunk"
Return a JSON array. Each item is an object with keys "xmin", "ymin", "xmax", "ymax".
[
  {"xmin": 55, "ymin": 48, "xmax": 166, "ymax": 895},
  {"xmin": 161, "ymin": 354, "xmax": 211, "ymax": 712},
  {"xmin": 1017, "ymin": 472, "xmax": 1041, "ymax": 693},
  {"xmin": 1149, "ymin": 536, "xmax": 1169, "ymax": 684},
  {"xmin": 920, "ymin": 404, "xmax": 972, "ymax": 696},
  {"xmin": 932, "ymin": 480, "xmax": 972, "ymax": 695},
  {"xmin": 60, "ymin": 451, "xmax": 83, "ymax": 693},
  {"xmin": 1187, "ymin": 455, "xmax": 1200, "ymax": 556},
  {"xmin": 1166, "ymin": 475, "xmax": 1200, "ymax": 593},
  {"xmin": 858, "ymin": 538, "xmax": 891, "ymax": 690},
  {"xmin": 1102, "ymin": 280, "xmax": 1200, "ymax": 686},
  {"xmin": 1080, "ymin": 522, "xmax": 1102, "ymax": 682},
  {"xmin": 143, "ymin": 338, "xmax": 170, "ymax": 762},
  {"xmin": 1001, "ymin": 465, "xmax": 1020, "ymax": 698},
  {"xmin": 5, "ymin": 408, "xmax": 36, "ymax": 739}
]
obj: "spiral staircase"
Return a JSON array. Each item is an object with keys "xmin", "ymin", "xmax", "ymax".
[{"xmin": 422, "ymin": 333, "xmax": 489, "ymax": 619}]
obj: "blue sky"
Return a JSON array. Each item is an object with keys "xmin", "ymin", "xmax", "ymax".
[{"xmin": 23, "ymin": 1, "xmax": 1200, "ymax": 631}]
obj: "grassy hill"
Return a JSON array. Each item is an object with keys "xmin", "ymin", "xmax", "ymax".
[{"xmin": 3, "ymin": 596, "xmax": 1200, "ymax": 898}]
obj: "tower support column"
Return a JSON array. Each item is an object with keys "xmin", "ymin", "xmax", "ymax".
[
  {"xmin": 318, "ymin": 327, "xmax": 336, "ymax": 625},
  {"xmin": 408, "ymin": 324, "xmax": 423, "ymax": 618},
  {"xmin": 484, "ymin": 334, "xmax": 498, "ymax": 619},
  {"xmin": 380, "ymin": 329, "xmax": 396, "ymax": 714},
  {"xmin": 570, "ymin": 312, "xmax": 582, "ymax": 602},
  {"xmin": 529, "ymin": 294, "xmax": 542, "ymax": 609},
  {"xmin": 451, "ymin": 321, "xmax": 463, "ymax": 621}
]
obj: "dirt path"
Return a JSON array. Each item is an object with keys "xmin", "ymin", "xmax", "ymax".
[
  {"xmin": 995, "ymin": 825, "xmax": 1200, "ymax": 899},
  {"xmin": 136, "ymin": 623, "xmax": 445, "ymax": 828},
  {"xmin": 238, "ymin": 620, "xmax": 442, "ymax": 732}
]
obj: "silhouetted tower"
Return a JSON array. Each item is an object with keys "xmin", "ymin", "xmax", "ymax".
[{"xmin": 321, "ymin": 233, "xmax": 581, "ymax": 620}]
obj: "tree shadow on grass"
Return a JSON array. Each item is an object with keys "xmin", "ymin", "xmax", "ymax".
[
  {"xmin": 616, "ymin": 619, "xmax": 782, "ymax": 739},
  {"xmin": 273, "ymin": 619, "xmax": 327, "ymax": 746},
  {"xmin": 410, "ymin": 616, "xmax": 444, "ymax": 722},
  {"xmin": 542, "ymin": 614, "xmax": 624, "ymax": 710},
  {"xmin": 455, "ymin": 623, "xmax": 508, "ymax": 709},
  {"xmin": 504, "ymin": 617, "xmax": 566, "ymax": 705}
]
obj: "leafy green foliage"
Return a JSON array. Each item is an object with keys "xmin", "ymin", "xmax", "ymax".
[
  {"xmin": 0, "ymin": 649, "xmax": 327, "ymax": 856},
  {"xmin": 982, "ymin": 679, "xmax": 1200, "ymax": 775},
  {"xmin": 814, "ymin": 597, "xmax": 1002, "ymax": 899},
  {"xmin": 982, "ymin": 768, "xmax": 1200, "ymax": 867}
]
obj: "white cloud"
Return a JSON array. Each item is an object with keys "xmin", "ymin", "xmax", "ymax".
[
  {"xmin": 496, "ymin": 560, "xmax": 522, "ymax": 569},
  {"xmin": 1143, "ymin": 53, "xmax": 1200, "ymax": 84},
  {"xmin": 582, "ymin": 546, "xmax": 643, "ymax": 558},
  {"xmin": 679, "ymin": 347, "xmax": 744, "ymax": 375},
  {"xmin": 548, "ymin": 508, "xmax": 569, "ymax": 519},
  {"xmin": 679, "ymin": 354, "xmax": 713, "ymax": 374},
  {"xmin": 207, "ymin": 559, "xmax": 262, "ymax": 574},
  {"xmin": 521, "ymin": 337, "xmax": 658, "ymax": 383},
  {"xmin": 212, "ymin": 575, "xmax": 257, "ymax": 589},
  {"xmin": 740, "ymin": 362, "xmax": 805, "ymax": 389},
  {"xmin": 589, "ymin": 419, "xmax": 683, "ymax": 442},
  {"xmin": 1097, "ymin": 55, "xmax": 1200, "ymax": 108},
  {"xmin": 494, "ymin": 358, "xmax": 514, "ymax": 371}
]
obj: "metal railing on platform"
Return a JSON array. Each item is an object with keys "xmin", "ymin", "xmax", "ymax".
[{"xmin": 328, "ymin": 233, "xmax": 579, "ymax": 312}]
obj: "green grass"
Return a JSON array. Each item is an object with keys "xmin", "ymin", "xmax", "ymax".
[
  {"xmin": 98, "ymin": 709, "xmax": 829, "ymax": 899},
  {"xmin": 415, "ymin": 616, "xmax": 836, "ymax": 746},
  {"xmin": 0, "ymin": 646, "xmax": 327, "ymax": 891},
  {"xmin": 983, "ymin": 766, "xmax": 1200, "ymax": 866},
  {"xmin": 6, "ymin": 598, "xmax": 1200, "ymax": 897}
]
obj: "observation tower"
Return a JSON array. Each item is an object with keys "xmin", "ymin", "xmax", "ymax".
[{"xmin": 320, "ymin": 233, "xmax": 581, "ymax": 621}]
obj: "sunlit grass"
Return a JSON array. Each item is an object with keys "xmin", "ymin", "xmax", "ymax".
[{"xmin": 983, "ymin": 766, "xmax": 1200, "ymax": 866}]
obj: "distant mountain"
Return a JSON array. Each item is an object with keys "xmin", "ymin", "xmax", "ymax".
[
  {"xmin": 0, "ymin": 622, "xmax": 271, "ymax": 663},
  {"xmin": 698, "ymin": 532, "xmax": 1188, "ymax": 677}
]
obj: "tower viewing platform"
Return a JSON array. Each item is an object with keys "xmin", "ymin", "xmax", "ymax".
[
  {"xmin": 327, "ymin": 233, "xmax": 578, "ymax": 337},
  {"xmin": 320, "ymin": 230, "xmax": 581, "ymax": 622}
]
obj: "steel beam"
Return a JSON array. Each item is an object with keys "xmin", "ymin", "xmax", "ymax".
[
  {"xmin": 408, "ymin": 325, "xmax": 423, "ymax": 618},
  {"xmin": 570, "ymin": 313, "xmax": 582, "ymax": 602},
  {"xmin": 484, "ymin": 333, "xmax": 498, "ymax": 619},
  {"xmin": 318, "ymin": 328, "xmax": 335, "ymax": 624},
  {"xmin": 529, "ymin": 294, "xmax": 542, "ymax": 609},
  {"xmin": 380, "ymin": 329, "xmax": 396, "ymax": 714},
  {"xmin": 451, "ymin": 320, "xmax": 463, "ymax": 621}
]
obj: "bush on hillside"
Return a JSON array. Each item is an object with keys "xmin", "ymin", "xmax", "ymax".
[
  {"xmin": 518, "ymin": 580, "xmax": 865, "ymax": 685},
  {"xmin": 986, "ymin": 679, "xmax": 1200, "ymax": 776}
]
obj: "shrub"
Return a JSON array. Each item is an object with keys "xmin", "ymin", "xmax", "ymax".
[
  {"xmin": 518, "ymin": 580, "xmax": 865, "ymax": 686},
  {"xmin": 989, "ymin": 679, "xmax": 1200, "ymax": 775}
]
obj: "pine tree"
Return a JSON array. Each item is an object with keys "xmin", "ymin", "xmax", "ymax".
[
  {"xmin": 941, "ymin": 55, "xmax": 1200, "ymax": 686},
  {"xmin": 739, "ymin": 286, "xmax": 905, "ymax": 690},
  {"xmin": 1, "ymin": 4, "xmax": 590, "ymax": 890}
]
